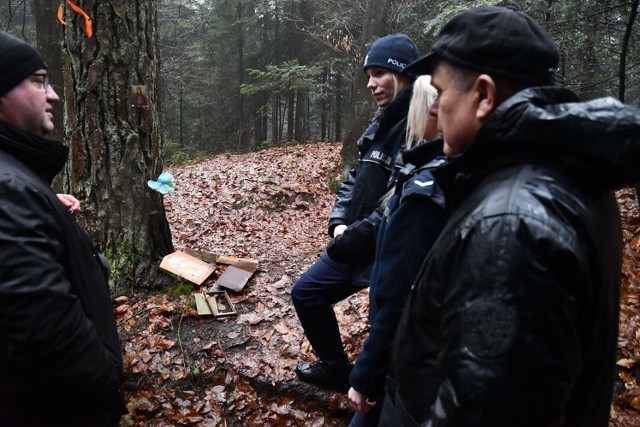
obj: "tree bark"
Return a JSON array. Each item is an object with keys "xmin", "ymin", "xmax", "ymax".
[
  {"xmin": 335, "ymin": 72, "xmax": 342, "ymax": 141},
  {"xmin": 236, "ymin": 0, "xmax": 247, "ymax": 149},
  {"xmin": 255, "ymin": 2, "xmax": 270, "ymax": 147},
  {"xmin": 61, "ymin": 0, "xmax": 173, "ymax": 291},
  {"xmin": 321, "ymin": 66, "xmax": 328, "ymax": 141},
  {"xmin": 287, "ymin": 90, "xmax": 295, "ymax": 142},
  {"xmin": 294, "ymin": 88, "xmax": 308, "ymax": 144},
  {"xmin": 271, "ymin": 96, "xmax": 280, "ymax": 144},
  {"xmin": 619, "ymin": 0, "xmax": 639, "ymax": 103}
]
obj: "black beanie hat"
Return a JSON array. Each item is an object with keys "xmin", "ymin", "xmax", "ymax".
[
  {"xmin": 363, "ymin": 34, "xmax": 419, "ymax": 75},
  {"xmin": 405, "ymin": 7, "xmax": 559, "ymax": 85},
  {"xmin": 0, "ymin": 32, "xmax": 47, "ymax": 97}
]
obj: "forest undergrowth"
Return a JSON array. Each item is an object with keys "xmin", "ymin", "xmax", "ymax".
[{"xmin": 116, "ymin": 142, "xmax": 640, "ymax": 426}]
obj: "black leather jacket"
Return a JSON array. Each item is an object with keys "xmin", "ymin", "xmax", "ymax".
[
  {"xmin": 0, "ymin": 123, "xmax": 126, "ymax": 425},
  {"xmin": 326, "ymin": 85, "xmax": 412, "ymax": 285},
  {"xmin": 381, "ymin": 87, "xmax": 640, "ymax": 426}
]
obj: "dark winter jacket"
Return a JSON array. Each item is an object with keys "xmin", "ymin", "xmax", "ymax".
[
  {"xmin": 326, "ymin": 84, "xmax": 412, "ymax": 285},
  {"xmin": 349, "ymin": 139, "xmax": 446, "ymax": 401},
  {"xmin": 0, "ymin": 123, "xmax": 126, "ymax": 426},
  {"xmin": 381, "ymin": 86, "xmax": 640, "ymax": 427}
]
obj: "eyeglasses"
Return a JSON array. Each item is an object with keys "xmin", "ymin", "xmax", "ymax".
[{"xmin": 32, "ymin": 73, "xmax": 50, "ymax": 92}]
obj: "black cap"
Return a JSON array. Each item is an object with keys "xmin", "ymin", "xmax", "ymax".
[
  {"xmin": 0, "ymin": 32, "xmax": 47, "ymax": 97},
  {"xmin": 405, "ymin": 6, "xmax": 559, "ymax": 85}
]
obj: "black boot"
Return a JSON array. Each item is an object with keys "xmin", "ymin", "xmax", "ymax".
[{"xmin": 295, "ymin": 361, "xmax": 352, "ymax": 392}]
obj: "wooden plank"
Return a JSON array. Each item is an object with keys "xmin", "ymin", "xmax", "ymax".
[
  {"xmin": 159, "ymin": 251, "xmax": 215, "ymax": 285},
  {"xmin": 194, "ymin": 293, "xmax": 213, "ymax": 315},
  {"xmin": 214, "ymin": 260, "xmax": 259, "ymax": 292},
  {"xmin": 183, "ymin": 248, "xmax": 259, "ymax": 265}
]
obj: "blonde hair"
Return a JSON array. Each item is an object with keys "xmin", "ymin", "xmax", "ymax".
[
  {"xmin": 405, "ymin": 75, "xmax": 438, "ymax": 149},
  {"xmin": 391, "ymin": 73, "xmax": 412, "ymax": 100},
  {"xmin": 379, "ymin": 75, "xmax": 439, "ymax": 209}
]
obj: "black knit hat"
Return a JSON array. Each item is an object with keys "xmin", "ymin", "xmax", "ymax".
[
  {"xmin": 405, "ymin": 6, "xmax": 559, "ymax": 85},
  {"xmin": 0, "ymin": 32, "xmax": 47, "ymax": 97},
  {"xmin": 363, "ymin": 34, "xmax": 419, "ymax": 74}
]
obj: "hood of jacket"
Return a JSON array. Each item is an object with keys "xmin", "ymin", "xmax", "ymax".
[
  {"xmin": 0, "ymin": 122, "xmax": 68, "ymax": 184},
  {"xmin": 436, "ymin": 86, "xmax": 640, "ymax": 199}
]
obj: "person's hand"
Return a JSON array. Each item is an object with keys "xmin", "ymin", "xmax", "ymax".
[
  {"xmin": 348, "ymin": 387, "xmax": 376, "ymax": 414},
  {"xmin": 57, "ymin": 193, "xmax": 81, "ymax": 215},
  {"xmin": 333, "ymin": 224, "xmax": 347, "ymax": 238}
]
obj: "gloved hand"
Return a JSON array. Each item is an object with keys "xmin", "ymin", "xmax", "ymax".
[{"xmin": 326, "ymin": 210, "xmax": 381, "ymax": 263}]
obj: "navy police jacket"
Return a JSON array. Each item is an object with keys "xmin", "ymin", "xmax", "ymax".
[
  {"xmin": 326, "ymin": 84, "xmax": 412, "ymax": 285},
  {"xmin": 349, "ymin": 139, "xmax": 446, "ymax": 400}
]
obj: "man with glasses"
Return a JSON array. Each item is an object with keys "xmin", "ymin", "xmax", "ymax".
[{"xmin": 0, "ymin": 32, "xmax": 126, "ymax": 426}]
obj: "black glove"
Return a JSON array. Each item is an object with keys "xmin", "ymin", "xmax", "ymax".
[{"xmin": 326, "ymin": 210, "xmax": 382, "ymax": 263}]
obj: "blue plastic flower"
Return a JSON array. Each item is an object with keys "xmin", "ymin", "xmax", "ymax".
[{"xmin": 148, "ymin": 172, "xmax": 176, "ymax": 194}]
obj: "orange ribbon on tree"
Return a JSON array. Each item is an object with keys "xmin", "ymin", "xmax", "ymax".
[{"xmin": 56, "ymin": 0, "xmax": 93, "ymax": 38}]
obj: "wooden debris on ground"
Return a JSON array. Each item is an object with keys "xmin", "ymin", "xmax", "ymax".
[
  {"xmin": 195, "ymin": 290, "xmax": 237, "ymax": 317},
  {"xmin": 213, "ymin": 260, "xmax": 259, "ymax": 292},
  {"xmin": 159, "ymin": 248, "xmax": 258, "ymax": 318},
  {"xmin": 159, "ymin": 250, "xmax": 216, "ymax": 285}
]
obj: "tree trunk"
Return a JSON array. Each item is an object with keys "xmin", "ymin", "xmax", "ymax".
[
  {"xmin": 34, "ymin": 0, "xmax": 64, "ymax": 143},
  {"xmin": 236, "ymin": 0, "xmax": 247, "ymax": 149},
  {"xmin": 294, "ymin": 89, "xmax": 308, "ymax": 144},
  {"xmin": 271, "ymin": 96, "xmax": 280, "ymax": 145},
  {"xmin": 254, "ymin": 4, "xmax": 269, "ymax": 148},
  {"xmin": 61, "ymin": 0, "xmax": 173, "ymax": 291},
  {"xmin": 341, "ymin": 0, "xmax": 390, "ymax": 170},
  {"xmin": 619, "ymin": 0, "xmax": 639, "ymax": 103},
  {"xmin": 287, "ymin": 90, "xmax": 295, "ymax": 142},
  {"xmin": 335, "ymin": 72, "xmax": 342, "ymax": 142},
  {"xmin": 618, "ymin": 0, "xmax": 640, "ymax": 207},
  {"xmin": 321, "ymin": 66, "xmax": 328, "ymax": 141},
  {"xmin": 279, "ymin": 99, "xmax": 286, "ymax": 145}
]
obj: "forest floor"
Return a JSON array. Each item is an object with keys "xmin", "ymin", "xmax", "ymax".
[{"xmin": 116, "ymin": 142, "xmax": 640, "ymax": 426}]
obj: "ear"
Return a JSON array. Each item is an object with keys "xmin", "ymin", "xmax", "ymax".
[{"xmin": 473, "ymin": 74, "xmax": 497, "ymax": 121}]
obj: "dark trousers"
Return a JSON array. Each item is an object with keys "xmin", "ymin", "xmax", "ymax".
[{"xmin": 291, "ymin": 253, "xmax": 366, "ymax": 372}]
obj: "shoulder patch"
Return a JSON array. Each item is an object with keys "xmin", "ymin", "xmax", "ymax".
[
  {"xmin": 414, "ymin": 179, "xmax": 434, "ymax": 188},
  {"xmin": 400, "ymin": 168, "xmax": 445, "ymax": 209}
]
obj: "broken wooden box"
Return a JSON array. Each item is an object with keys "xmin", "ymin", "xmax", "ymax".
[
  {"xmin": 160, "ymin": 250, "xmax": 259, "ymax": 288},
  {"xmin": 181, "ymin": 248, "xmax": 259, "ymax": 292},
  {"xmin": 194, "ymin": 290, "xmax": 237, "ymax": 317}
]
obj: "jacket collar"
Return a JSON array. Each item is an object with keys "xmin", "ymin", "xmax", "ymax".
[
  {"xmin": 380, "ymin": 82, "xmax": 414, "ymax": 127},
  {"xmin": 401, "ymin": 138, "xmax": 444, "ymax": 168},
  {"xmin": 434, "ymin": 86, "xmax": 640, "ymax": 203},
  {"xmin": 0, "ymin": 122, "xmax": 68, "ymax": 183}
]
